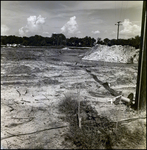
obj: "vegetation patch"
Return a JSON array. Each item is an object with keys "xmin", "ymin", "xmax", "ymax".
[
  {"xmin": 59, "ymin": 96, "xmax": 145, "ymax": 149},
  {"xmin": 7, "ymin": 65, "xmax": 32, "ymax": 75},
  {"xmin": 42, "ymin": 78, "xmax": 60, "ymax": 85},
  {"xmin": 2, "ymin": 49, "xmax": 39, "ymax": 61}
]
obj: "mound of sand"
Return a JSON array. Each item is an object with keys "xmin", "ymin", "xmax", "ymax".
[{"xmin": 82, "ymin": 44, "xmax": 139, "ymax": 63}]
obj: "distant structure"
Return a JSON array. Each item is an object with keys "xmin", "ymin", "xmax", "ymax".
[{"xmin": 115, "ymin": 21, "xmax": 122, "ymax": 40}]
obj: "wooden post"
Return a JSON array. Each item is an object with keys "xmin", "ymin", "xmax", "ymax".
[
  {"xmin": 78, "ymin": 99, "xmax": 81, "ymax": 128},
  {"xmin": 135, "ymin": 1, "xmax": 146, "ymax": 110},
  {"xmin": 77, "ymin": 85, "xmax": 81, "ymax": 129},
  {"xmin": 115, "ymin": 21, "xmax": 122, "ymax": 40}
]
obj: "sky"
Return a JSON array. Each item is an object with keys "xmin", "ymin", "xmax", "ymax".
[{"xmin": 1, "ymin": 1, "xmax": 143, "ymax": 40}]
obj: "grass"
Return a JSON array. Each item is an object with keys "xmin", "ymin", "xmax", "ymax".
[{"xmin": 58, "ymin": 96, "xmax": 146, "ymax": 149}]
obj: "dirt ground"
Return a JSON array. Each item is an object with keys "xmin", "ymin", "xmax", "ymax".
[{"xmin": 1, "ymin": 47, "xmax": 146, "ymax": 149}]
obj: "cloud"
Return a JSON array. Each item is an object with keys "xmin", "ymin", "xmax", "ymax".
[
  {"xmin": 42, "ymin": 31, "xmax": 50, "ymax": 37},
  {"xmin": 1, "ymin": 25, "xmax": 9, "ymax": 35},
  {"xmin": 61, "ymin": 16, "xmax": 80, "ymax": 37},
  {"xmin": 77, "ymin": 1, "xmax": 142, "ymax": 10},
  {"xmin": 19, "ymin": 15, "xmax": 46, "ymax": 37},
  {"xmin": 120, "ymin": 19, "xmax": 141, "ymax": 38},
  {"xmin": 92, "ymin": 30, "xmax": 100, "ymax": 34},
  {"xmin": 77, "ymin": 31, "xmax": 81, "ymax": 34},
  {"xmin": 111, "ymin": 31, "xmax": 116, "ymax": 34}
]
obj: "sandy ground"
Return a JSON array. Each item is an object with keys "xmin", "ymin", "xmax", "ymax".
[{"xmin": 1, "ymin": 47, "xmax": 146, "ymax": 149}]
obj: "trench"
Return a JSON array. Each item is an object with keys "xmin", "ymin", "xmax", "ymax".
[{"xmin": 58, "ymin": 96, "xmax": 145, "ymax": 149}]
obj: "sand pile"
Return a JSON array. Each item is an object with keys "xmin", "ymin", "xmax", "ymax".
[{"xmin": 82, "ymin": 44, "xmax": 139, "ymax": 63}]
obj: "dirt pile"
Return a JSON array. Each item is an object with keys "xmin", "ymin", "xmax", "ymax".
[{"xmin": 82, "ymin": 44, "xmax": 139, "ymax": 63}]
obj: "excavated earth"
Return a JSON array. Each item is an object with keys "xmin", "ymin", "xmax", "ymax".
[{"xmin": 1, "ymin": 46, "xmax": 146, "ymax": 149}]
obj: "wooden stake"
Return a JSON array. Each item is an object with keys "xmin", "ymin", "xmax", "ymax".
[
  {"xmin": 77, "ymin": 84, "xmax": 81, "ymax": 129},
  {"xmin": 78, "ymin": 100, "xmax": 81, "ymax": 129}
]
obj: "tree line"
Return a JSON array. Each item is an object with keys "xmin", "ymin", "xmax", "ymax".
[
  {"xmin": 97, "ymin": 35, "xmax": 140, "ymax": 49},
  {"xmin": 1, "ymin": 34, "xmax": 140, "ymax": 49}
]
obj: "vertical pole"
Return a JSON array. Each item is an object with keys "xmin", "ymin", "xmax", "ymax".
[
  {"xmin": 115, "ymin": 21, "xmax": 122, "ymax": 40},
  {"xmin": 117, "ymin": 23, "xmax": 119, "ymax": 40},
  {"xmin": 135, "ymin": 1, "xmax": 146, "ymax": 110},
  {"xmin": 77, "ymin": 85, "xmax": 81, "ymax": 129}
]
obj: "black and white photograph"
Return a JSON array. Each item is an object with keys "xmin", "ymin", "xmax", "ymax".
[{"xmin": 1, "ymin": 1, "xmax": 146, "ymax": 149}]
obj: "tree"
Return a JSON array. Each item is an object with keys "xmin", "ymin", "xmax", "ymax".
[
  {"xmin": 97, "ymin": 38, "xmax": 104, "ymax": 45},
  {"xmin": 41, "ymin": 39, "xmax": 47, "ymax": 46},
  {"xmin": 22, "ymin": 40, "xmax": 29, "ymax": 46},
  {"xmin": 1, "ymin": 36, "xmax": 8, "ymax": 45},
  {"xmin": 91, "ymin": 38, "xmax": 96, "ymax": 46},
  {"xmin": 51, "ymin": 33, "xmax": 66, "ymax": 46},
  {"xmin": 1, "ymin": 34, "xmax": 140, "ymax": 48},
  {"xmin": 103, "ymin": 38, "xmax": 110, "ymax": 45}
]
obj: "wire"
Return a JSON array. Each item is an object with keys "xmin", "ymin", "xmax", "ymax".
[
  {"xmin": 119, "ymin": 1, "xmax": 123, "ymax": 21},
  {"xmin": 121, "ymin": 1, "xmax": 128, "ymax": 23},
  {"xmin": 115, "ymin": 1, "xmax": 116, "ymax": 24},
  {"xmin": 123, "ymin": 1, "xmax": 128, "ymax": 21}
]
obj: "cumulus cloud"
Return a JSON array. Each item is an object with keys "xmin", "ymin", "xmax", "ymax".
[
  {"xmin": 42, "ymin": 31, "xmax": 50, "ymax": 37},
  {"xmin": 77, "ymin": 31, "xmax": 81, "ymax": 34},
  {"xmin": 120, "ymin": 19, "xmax": 141, "ymax": 38},
  {"xmin": 61, "ymin": 16, "xmax": 80, "ymax": 37},
  {"xmin": 19, "ymin": 15, "xmax": 46, "ymax": 37},
  {"xmin": 92, "ymin": 30, "xmax": 100, "ymax": 34},
  {"xmin": 1, "ymin": 25, "xmax": 9, "ymax": 35}
]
